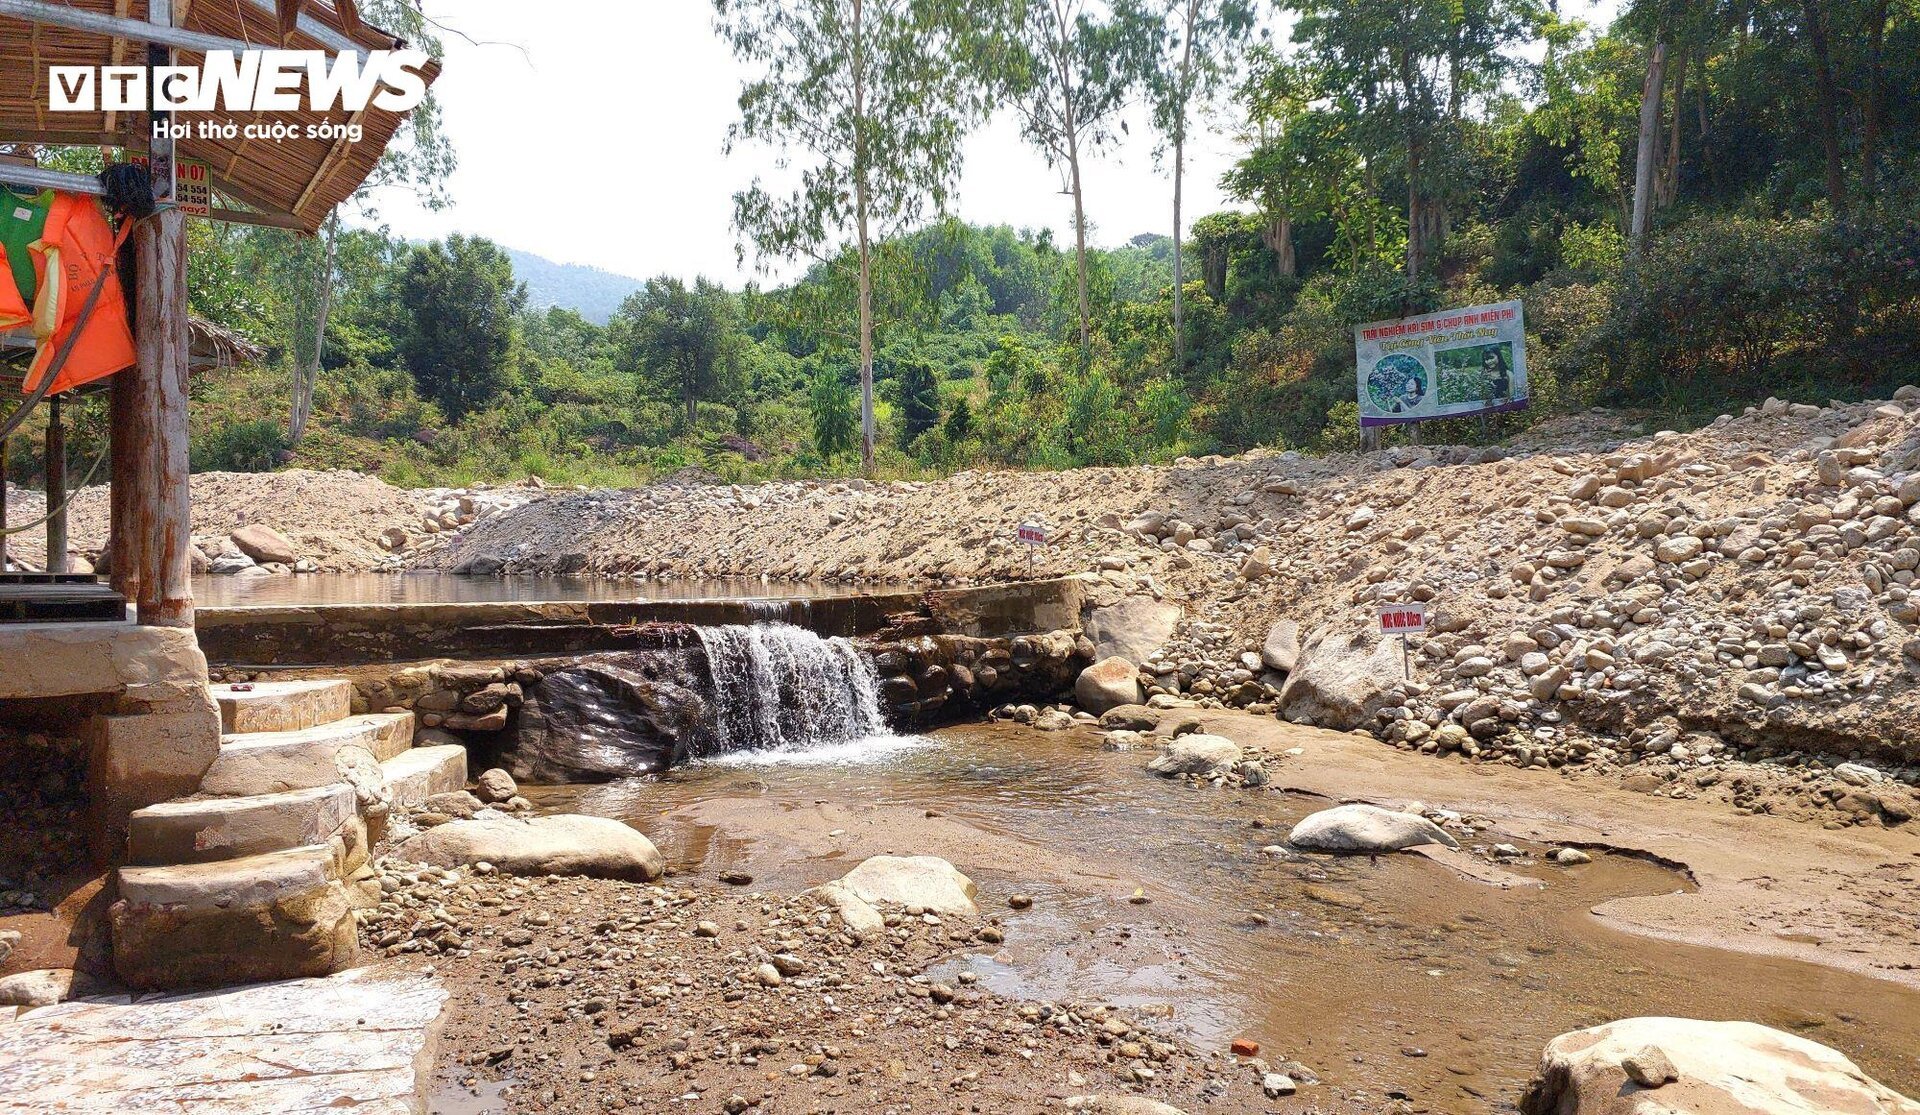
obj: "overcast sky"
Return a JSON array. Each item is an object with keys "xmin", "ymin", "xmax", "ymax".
[
  {"xmin": 362, "ymin": 2, "xmax": 1255, "ymax": 285},
  {"xmin": 365, "ymin": 1, "xmax": 1617, "ymax": 286}
]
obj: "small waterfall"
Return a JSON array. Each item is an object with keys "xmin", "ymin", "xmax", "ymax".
[
  {"xmin": 691, "ymin": 623, "xmax": 889, "ymax": 758},
  {"xmin": 512, "ymin": 622, "xmax": 909, "ymax": 781}
]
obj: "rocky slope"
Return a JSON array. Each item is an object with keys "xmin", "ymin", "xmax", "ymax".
[{"xmin": 427, "ymin": 390, "xmax": 1920, "ymax": 789}]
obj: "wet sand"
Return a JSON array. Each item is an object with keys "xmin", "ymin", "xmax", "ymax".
[{"xmin": 525, "ymin": 714, "xmax": 1920, "ymax": 1111}]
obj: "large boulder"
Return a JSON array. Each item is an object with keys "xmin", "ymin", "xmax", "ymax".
[
  {"xmin": 395, "ymin": 812, "xmax": 664, "ymax": 882},
  {"xmin": 1084, "ymin": 596, "xmax": 1182, "ymax": 663},
  {"xmin": 1276, "ymin": 625, "xmax": 1406, "ymax": 729},
  {"xmin": 508, "ymin": 654, "xmax": 707, "ymax": 781},
  {"xmin": 1075, "ymin": 657, "xmax": 1143, "ymax": 714},
  {"xmin": 1288, "ymin": 804, "xmax": 1459, "ymax": 852},
  {"xmin": 838, "ymin": 855, "xmax": 977, "ymax": 916},
  {"xmin": 1261, "ymin": 620, "xmax": 1302, "ymax": 673},
  {"xmin": 1519, "ymin": 1017, "xmax": 1920, "ymax": 1115},
  {"xmin": 229, "ymin": 524, "xmax": 299, "ymax": 566},
  {"xmin": 1146, "ymin": 733, "xmax": 1241, "ymax": 777}
]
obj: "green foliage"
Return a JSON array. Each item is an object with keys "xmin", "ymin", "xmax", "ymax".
[
  {"xmin": 394, "ymin": 235, "xmax": 528, "ymax": 423},
  {"xmin": 613, "ymin": 276, "xmax": 744, "ymax": 426},
  {"xmin": 809, "ymin": 364, "xmax": 860, "ymax": 460},
  {"xmin": 191, "ymin": 419, "xmax": 290, "ymax": 473},
  {"xmin": 894, "ymin": 357, "xmax": 942, "ymax": 447}
]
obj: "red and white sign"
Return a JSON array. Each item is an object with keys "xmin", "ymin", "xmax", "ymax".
[
  {"xmin": 1378, "ymin": 602, "xmax": 1428, "ymax": 635},
  {"xmin": 1017, "ymin": 522, "xmax": 1047, "ymax": 546}
]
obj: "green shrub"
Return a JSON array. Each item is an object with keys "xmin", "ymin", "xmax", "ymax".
[{"xmin": 192, "ymin": 419, "xmax": 289, "ymax": 473}]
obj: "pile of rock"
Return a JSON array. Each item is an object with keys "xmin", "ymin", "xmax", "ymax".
[{"xmin": 191, "ymin": 522, "xmax": 319, "ymax": 577}]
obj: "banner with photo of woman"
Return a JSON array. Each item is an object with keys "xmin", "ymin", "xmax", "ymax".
[{"xmin": 1353, "ymin": 300, "xmax": 1528, "ymax": 427}]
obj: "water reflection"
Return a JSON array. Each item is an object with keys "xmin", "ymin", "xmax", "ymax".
[{"xmin": 191, "ymin": 572, "xmax": 875, "ymax": 608}]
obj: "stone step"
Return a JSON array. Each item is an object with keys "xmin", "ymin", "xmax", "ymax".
[
  {"xmin": 126, "ymin": 783, "xmax": 357, "ymax": 867},
  {"xmin": 381, "ymin": 745, "xmax": 468, "ymax": 810},
  {"xmin": 198, "ymin": 713, "xmax": 415, "ymax": 798},
  {"xmin": 112, "ymin": 845, "xmax": 360, "ymax": 989},
  {"xmin": 212, "ymin": 679, "xmax": 354, "ymax": 734}
]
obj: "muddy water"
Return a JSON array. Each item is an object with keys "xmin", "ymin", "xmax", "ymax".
[{"xmin": 527, "ymin": 722, "xmax": 1920, "ymax": 1112}]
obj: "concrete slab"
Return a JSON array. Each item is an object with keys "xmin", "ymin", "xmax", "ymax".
[
  {"xmin": 381, "ymin": 745, "xmax": 467, "ymax": 810},
  {"xmin": 0, "ymin": 965, "xmax": 445, "ymax": 1113},
  {"xmin": 213, "ymin": 679, "xmax": 354, "ymax": 734},
  {"xmin": 127, "ymin": 783, "xmax": 356, "ymax": 866}
]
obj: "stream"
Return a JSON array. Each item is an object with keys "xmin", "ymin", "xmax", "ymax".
[{"xmin": 525, "ymin": 722, "xmax": 1920, "ymax": 1112}]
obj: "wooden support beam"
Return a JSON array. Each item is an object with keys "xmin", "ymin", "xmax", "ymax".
[
  {"xmin": 0, "ymin": 433, "xmax": 9, "ymax": 571},
  {"xmin": 132, "ymin": 207, "xmax": 192, "ymax": 627},
  {"xmin": 292, "ymin": 104, "xmax": 366, "ymax": 215},
  {"xmin": 129, "ymin": 0, "xmax": 193, "ymax": 627},
  {"xmin": 0, "ymin": 0, "xmax": 280, "ymax": 57},
  {"xmin": 207, "ymin": 204, "xmax": 307, "ymax": 230},
  {"xmin": 45, "ymin": 394, "xmax": 66, "ymax": 575},
  {"xmin": 108, "ymin": 358, "xmax": 142, "ymax": 600}
]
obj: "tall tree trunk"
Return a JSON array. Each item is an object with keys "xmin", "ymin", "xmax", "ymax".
[
  {"xmin": 853, "ymin": 0, "xmax": 875, "ymax": 474},
  {"xmin": 1799, "ymin": 0, "xmax": 1846, "ymax": 213},
  {"xmin": 1171, "ymin": 0, "xmax": 1196, "ymax": 368},
  {"xmin": 1053, "ymin": 5, "xmax": 1090, "ymax": 354},
  {"xmin": 1405, "ymin": 139, "xmax": 1425, "ymax": 282},
  {"xmin": 856, "ymin": 191, "xmax": 876, "ymax": 474},
  {"xmin": 1261, "ymin": 213, "xmax": 1295, "ymax": 278},
  {"xmin": 1397, "ymin": 44, "xmax": 1427, "ymax": 283},
  {"xmin": 1860, "ymin": 0, "xmax": 1888, "ymax": 203},
  {"xmin": 290, "ymin": 209, "xmax": 338, "ymax": 445},
  {"xmin": 1172, "ymin": 130, "xmax": 1185, "ymax": 365},
  {"xmin": 1657, "ymin": 51, "xmax": 1686, "ymax": 210},
  {"xmin": 1068, "ymin": 144, "xmax": 1090, "ymax": 351},
  {"xmin": 1630, "ymin": 40, "xmax": 1668, "ymax": 253}
]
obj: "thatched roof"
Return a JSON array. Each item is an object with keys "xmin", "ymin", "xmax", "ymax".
[
  {"xmin": 2, "ymin": 315, "xmax": 264, "ymax": 378},
  {"xmin": 0, "ymin": 0, "xmax": 440, "ymax": 231}
]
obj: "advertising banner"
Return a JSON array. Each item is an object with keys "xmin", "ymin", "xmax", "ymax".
[{"xmin": 1354, "ymin": 300, "xmax": 1528, "ymax": 427}]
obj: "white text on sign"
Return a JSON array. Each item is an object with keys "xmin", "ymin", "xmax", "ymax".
[{"xmin": 1378, "ymin": 603, "xmax": 1428, "ymax": 635}]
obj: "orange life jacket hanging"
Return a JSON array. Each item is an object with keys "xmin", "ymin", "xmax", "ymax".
[{"xmin": 0, "ymin": 187, "xmax": 138, "ymax": 395}]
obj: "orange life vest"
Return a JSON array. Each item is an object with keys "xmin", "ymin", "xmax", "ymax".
[{"xmin": 0, "ymin": 191, "xmax": 137, "ymax": 395}]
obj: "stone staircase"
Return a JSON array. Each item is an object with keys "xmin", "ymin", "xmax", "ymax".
[{"xmin": 110, "ymin": 679, "xmax": 466, "ymax": 989}]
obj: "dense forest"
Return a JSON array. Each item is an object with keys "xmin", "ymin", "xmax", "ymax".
[{"xmin": 9, "ymin": 0, "xmax": 1917, "ymax": 489}]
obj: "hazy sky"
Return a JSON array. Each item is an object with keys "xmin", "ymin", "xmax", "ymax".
[
  {"xmin": 363, "ymin": 2, "xmax": 1253, "ymax": 284},
  {"xmin": 365, "ymin": 1, "xmax": 1618, "ymax": 285}
]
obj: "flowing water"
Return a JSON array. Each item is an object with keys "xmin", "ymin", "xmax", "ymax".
[
  {"xmin": 527, "ymin": 720, "xmax": 1920, "ymax": 1111},
  {"xmin": 691, "ymin": 624, "xmax": 890, "ymax": 759}
]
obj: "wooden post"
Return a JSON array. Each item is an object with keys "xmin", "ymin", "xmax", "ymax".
[
  {"xmin": 132, "ymin": 0, "xmax": 192, "ymax": 627},
  {"xmin": 133, "ymin": 209, "xmax": 192, "ymax": 627},
  {"xmin": 45, "ymin": 394, "xmax": 66, "ymax": 574},
  {"xmin": 0, "ymin": 433, "xmax": 9, "ymax": 571},
  {"xmin": 109, "ymin": 370, "xmax": 144, "ymax": 601}
]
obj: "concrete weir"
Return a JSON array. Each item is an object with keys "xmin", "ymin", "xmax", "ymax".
[
  {"xmin": 191, "ymin": 577, "xmax": 1107, "ymax": 782},
  {"xmin": 193, "ymin": 577, "xmax": 1091, "ymax": 668}
]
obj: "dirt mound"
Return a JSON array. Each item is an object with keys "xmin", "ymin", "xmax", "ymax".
[
  {"xmin": 4, "ymin": 469, "xmax": 429, "ymax": 573},
  {"xmin": 421, "ymin": 390, "xmax": 1920, "ymax": 783}
]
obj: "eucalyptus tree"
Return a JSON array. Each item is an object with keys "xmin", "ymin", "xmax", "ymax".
[
  {"xmin": 1138, "ymin": 0, "xmax": 1256, "ymax": 365},
  {"xmin": 996, "ymin": 0, "xmax": 1159, "ymax": 352},
  {"xmin": 716, "ymin": 0, "xmax": 994, "ymax": 472},
  {"xmin": 288, "ymin": 0, "xmax": 455, "ymax": 445},
  {"xmin": 1286, "ymin": 0, "xmax": 1536, "ymax": 281}
]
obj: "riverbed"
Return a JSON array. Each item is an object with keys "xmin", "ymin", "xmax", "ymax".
[{"xmin": 517, "ymin": 718, "xmax": 1920, "ymax": 1110}]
